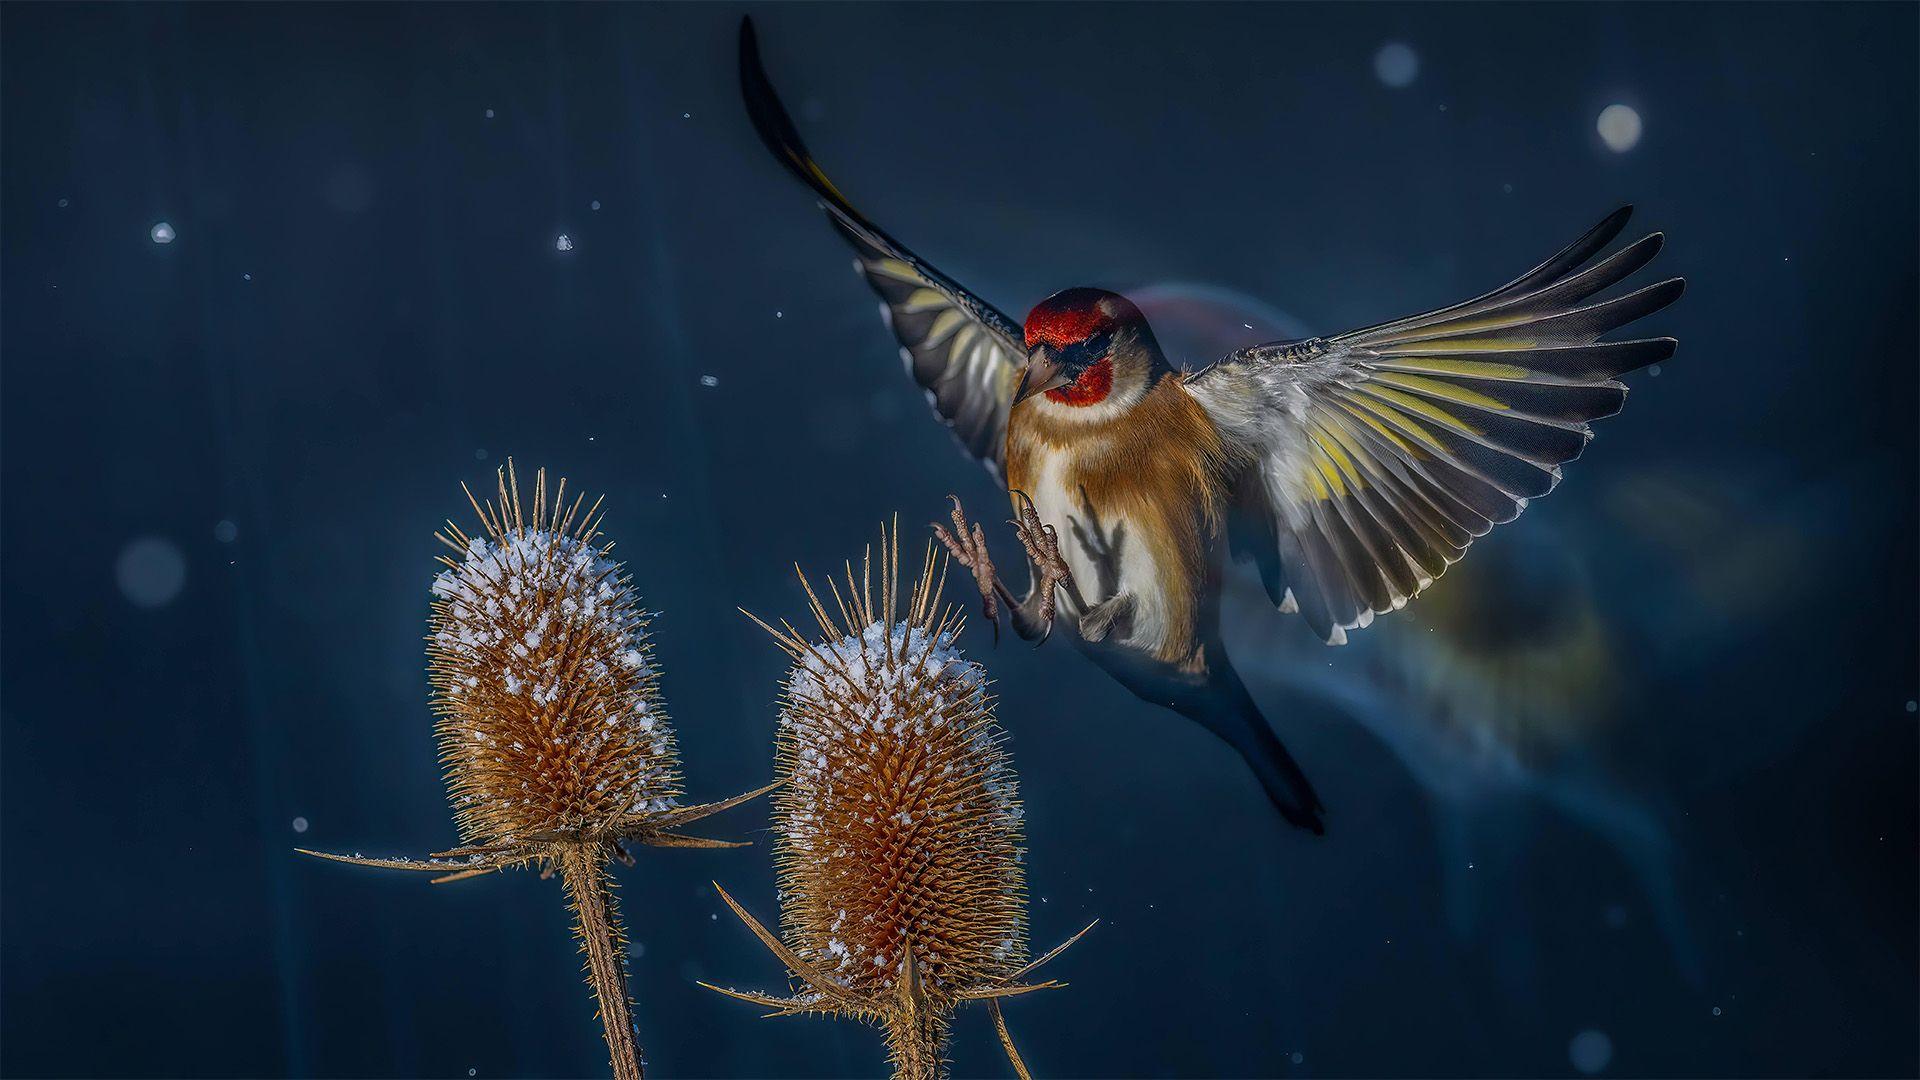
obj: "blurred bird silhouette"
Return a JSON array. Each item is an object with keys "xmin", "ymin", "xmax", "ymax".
[{"xmin": 740, "ymin": 17, "xmax": 1683, "ymax": 833}]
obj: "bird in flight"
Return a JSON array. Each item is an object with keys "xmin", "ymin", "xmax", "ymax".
[{"xmin": 738, "ymin": 18, "xmax": 1682, "ymax": 833}]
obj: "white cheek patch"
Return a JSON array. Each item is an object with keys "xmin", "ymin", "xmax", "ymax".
[
  {"xmin": 1027, "ymin": 390, "xmax": 1137, "ymax": 426},
  {"xmin": 1025, "ymin": 360, "xmax": 1149, "ymax": 426}
]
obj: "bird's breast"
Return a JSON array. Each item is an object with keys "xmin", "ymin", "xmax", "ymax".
[{"xmin": 1005, "ymin": 378, "xmax": 1229, "ymax": 664}]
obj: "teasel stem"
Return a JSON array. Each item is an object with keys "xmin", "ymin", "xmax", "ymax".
[
  {"xmin": 878, "ymin": 948, "xmax": 946, "ymax": 1080},
  {"xmin": 558, "ymin": 843, "xmax": 643, "ymax": 1080},
  {"xmin": 883, "ymin": 1015, "xmax": 946, "ymax": 1080},
  {"xmin": 988, "ymin": 999, "xmax": 1032, "ymax": 1080}
]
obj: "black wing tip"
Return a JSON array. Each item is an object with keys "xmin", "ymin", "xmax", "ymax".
[
  {"xmin": 737, "ymin": 14, "xmax": 815, "ymax": 179},
  {"xmin": 737, "ymin": 14, "xmax": 879, "ymax": 243},
  {"xmin": 1591, "ymin": 205, "xmax": 1634, "ymax": 245},
  {"xmin": 1648, "ymin": 275, "xmax": 1687, "ymax": 309}
]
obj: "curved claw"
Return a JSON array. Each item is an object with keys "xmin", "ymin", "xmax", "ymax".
[{"xmin": 934, "ymin": 494, "xmax": 1002, "ymax": 638}]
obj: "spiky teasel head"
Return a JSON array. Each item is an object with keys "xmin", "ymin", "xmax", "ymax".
[
  {"xmin": 774, "ymin": 527, "xmax": 1025, "ymax": 1011},
  {"xmin": 302, "ymin": 462, "xmax": 774, "ymax": 883},
  {"xmin": 427, "ymin": 464, "xmax": 681, "ymax": 846},
  {"xmin": 301, "ymin": 462, "xmax": 776, "ymax": 1080},
  {"xmin": 706, "ymin": 521, "xmax": 1092, "ymax": 1080}
]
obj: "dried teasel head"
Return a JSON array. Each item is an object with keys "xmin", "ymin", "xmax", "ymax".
[
  {"xmin": 428, "ymin": 463, "xmax": 682, "ymax": 846},
  {"xmin": 774, "ymin": 529, "xmax": 1026, "ymax": 1011},
  {"xmin": 301, "ymin": 462, "xmax": 776, "ymax": 1080},
  {"xmin": 707, "ymin": 522, "xmax": 1091, "ymax": 1080}
]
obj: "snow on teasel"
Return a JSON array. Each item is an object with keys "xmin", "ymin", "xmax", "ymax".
[
  {"xmin": 775, "ymin": 586, "xmax": 1022, "ymax": 1006},
  {"xmin": 707, "ymin": 521, "xmax": 1092, "ymax": 1080},
  {"xmin": 427, "ymin": 463, "xmax": 681, "ymax": 845}
]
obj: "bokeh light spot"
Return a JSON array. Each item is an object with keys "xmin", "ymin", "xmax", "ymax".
[
  {"xmin": 1374, "ymin": 42, "xmax": 1419, "ymax": 88},
  {"xmin": 213, "ymin": 519, "xmax": 239, "ymax": 544},
  {"xmin": 1597, "ymin": 104, "xmax": 1642, "ymax": 152},
  {"xmin": 149, "ymin": 222, "xmax": 176, "ymax": 244},
  {"xmin": 1570, "ymin": 1030, "xmax": 1614, "ymax": 1074},
  {"xmin": 116, "ymin": 536, "xmax": 186, "ymax": 609}
]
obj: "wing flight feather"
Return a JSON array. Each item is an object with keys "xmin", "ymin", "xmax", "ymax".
[
  {"xmin": 1190, "ymin": 208, "xmax": 1683, "ymax": 644},
  {"xmin": 740, "ymin": 18, "xmax": 1023, "ymax": 478}
]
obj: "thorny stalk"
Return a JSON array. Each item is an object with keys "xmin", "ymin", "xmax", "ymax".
[{"xmin": 559, "ymin": 843, "xmax": 643, "ymax": 1080}]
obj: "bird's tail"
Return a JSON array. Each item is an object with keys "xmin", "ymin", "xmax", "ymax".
[{"xmin": 1176, "ymin": 660, "xmax": 1327, "ymax": 835}]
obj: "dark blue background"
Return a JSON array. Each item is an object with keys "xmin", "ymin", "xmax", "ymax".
[{"xmin": 4, "ymin": 4, "xmax": 1914, "ymax": 1077}]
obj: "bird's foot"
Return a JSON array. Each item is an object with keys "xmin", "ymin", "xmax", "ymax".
[
  {"xmin": 1078, "ymin": 593, "xmax": 1134, "ymax": 644},
  {"xmin": 1010, "ymin": 491, "xmax": 1074, "ymax": 640},
  {"xmin": 932, "ymin": 495, "xmax": 1000, "ymax": 640}
]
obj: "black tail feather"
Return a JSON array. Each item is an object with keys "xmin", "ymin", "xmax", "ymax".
[{"xmin": 1179, "ymin": 661, "xmax": 1327, "ymax": 834}]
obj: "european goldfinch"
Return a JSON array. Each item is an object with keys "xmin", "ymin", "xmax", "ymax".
[{"xmin": 740, "ymin": 19, "xmax": 1682, "ymax": 833}]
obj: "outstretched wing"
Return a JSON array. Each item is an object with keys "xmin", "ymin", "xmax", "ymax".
[
  {"xmin": 1188, "ymin": 207, "xmax": 1683, "ymax": 644},
  {"xmin": 739, "ymin": 18, "xmax": 1024, "ymax": 480}
]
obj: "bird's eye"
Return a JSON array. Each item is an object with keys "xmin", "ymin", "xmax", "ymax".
[{"xmin": 1080, "ymin": 330, "xmax": 1114, "ymax": 358}]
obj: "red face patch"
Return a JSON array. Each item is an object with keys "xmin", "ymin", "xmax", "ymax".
[
  {"xmin": 1024, "ymin": 295, "xmax": 1109, "ymax": 349},
  {"xmin": 1045, "ymin": 355, "xmax": 1114, "ymax": 406}
]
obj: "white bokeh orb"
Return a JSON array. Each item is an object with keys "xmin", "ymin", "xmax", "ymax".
[
  {"xmin": 1374, "ymin": 42, "xmax": 1420, "ymax": 88},
  {"xmin": 1569, "ymin": 1030, "xmax": 1614, "ymax": 1074},
  {"xmin": 1597, "ymin": 104, "xmax": 1642, "ymax": 152},
  {"xmin": 116, "ymin": 536, "xmax": 186, "ymax": 609}
]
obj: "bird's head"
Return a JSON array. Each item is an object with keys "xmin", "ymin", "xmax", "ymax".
[{"xmin": 1016, "ymin": 287, "xmax": 1167, "ymax": 414}]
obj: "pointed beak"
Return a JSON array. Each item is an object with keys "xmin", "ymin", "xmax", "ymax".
[{"xmin": 1014, "ymin": 349, "xmax": 1072, "ymax": 405}]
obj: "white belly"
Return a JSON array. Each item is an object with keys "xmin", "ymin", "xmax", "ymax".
[{"xmin": 1021, "ymin": 447, "xmax": 1173, "ymax": 652}]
